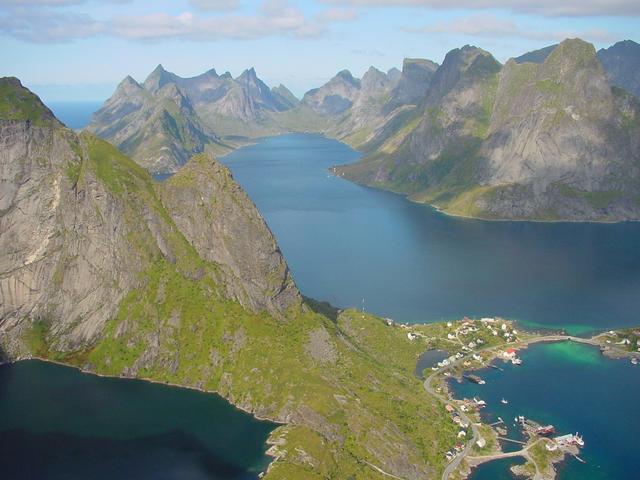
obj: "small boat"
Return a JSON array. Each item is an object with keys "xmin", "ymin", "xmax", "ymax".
[
  {"xmin": 501, "ymin": 398, "xmax": 508, "ymax": 404},
  {"xmin": 512, "ymin": 358, "xmax": 523, "ymax": 365},
  {"xmin": 465, "ymin": 374, "xmax": 486, "ymax": 385},
  {"xmin": 631, "ymin": 357, "xmax": 638, "ymax": 365},
  {"xmin": 535, "ymin": 425, "xmax": 556, "ymax": 436}
]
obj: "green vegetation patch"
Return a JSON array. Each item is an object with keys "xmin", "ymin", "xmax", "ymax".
[{"xmin": 0, "ymin": 77, "xmax": 57, "ymax": 126}]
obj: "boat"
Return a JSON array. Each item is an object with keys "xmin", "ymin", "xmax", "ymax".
[
  {"xmin": 574, "ymin": 433, "xmax": 585, "ymax": 447},
  {"xmin": 631, "ymin": 357, "xmax": 638, "ymax": 365},
  {"xmin": 535, "ymin": 425, "xmax": 556, "ymax": 436},
  {"xmin": 465, "ymin": 374, "xmax": 486, "ymax": 385},
  {"xmin": 501, "ymin": 398, "xmax": 508, "ymax": 404},
  {"xmin": 511, "ymin": 357, "xmax": 523, "ymax": 365}
]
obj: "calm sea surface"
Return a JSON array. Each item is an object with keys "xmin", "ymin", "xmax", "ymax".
[
  {"xmin": 0, "ymin": 361, "xmax": 275, "ymax": 479},
  {"xmin": 449, "ymin": 342, "xmax": 640, "ymax": 480},
  {"xmin": 222, "ymin": 133, "xmax": 640, "ymax": 335},
  {"xmin": 48, "ymin": 101, "xmax": 102, "ymax": 129}
]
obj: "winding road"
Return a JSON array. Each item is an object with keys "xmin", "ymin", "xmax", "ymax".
[{"xmin": 422, "ymin": 333, "xmax": 613, "ymax": 480}]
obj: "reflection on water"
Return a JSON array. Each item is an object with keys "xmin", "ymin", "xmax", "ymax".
[{"xmin": 223, "ymin": 134, "xmax": 640, "ymax": 333}]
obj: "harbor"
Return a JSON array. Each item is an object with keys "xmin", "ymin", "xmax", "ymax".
[{"xmin": 411, "ymin": 316, "xmax": 640, "ymax": 480}]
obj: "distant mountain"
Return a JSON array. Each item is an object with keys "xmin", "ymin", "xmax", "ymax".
[
  {"xmin": 383, "ymin": 58, "xmax": 438, "ymax": 113},
  {"xmin": 88, "ymin": 74, "xmax": 227, "ymax": 174},
  {"xmin": 337, "ymin": 39, "xmax": 640, "ymax": 222},
  {"xmin": 271, "ymin": 84, "xmax": 299, "ymax": 109},
  {"xmin": 302, "ymin": 69, "xmax": 362, "ymax": 116},
  {"xmin": 513, "ymin": 44, "xmax": 557, "ymax": 64},
  {"xmin": 88, "ymin": 65, "xmax": 299, "ymax": 173},
  {"xmin": 598, "ymin": 40, "xmax": 640, "ymax": 98}
]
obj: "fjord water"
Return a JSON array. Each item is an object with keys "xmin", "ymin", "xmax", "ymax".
[
  {"xmin": 222, "ymin": 134, "xmax": 640, "ymax": 334},
  {"xmin": 0, "ymin": 361, "xmax": 275, "ymax": 480},
  {"xmin": 449, "ymin": 342, "xmax": 640, "ymax": 480}
]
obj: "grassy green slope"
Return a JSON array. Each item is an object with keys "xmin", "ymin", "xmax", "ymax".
[
  {"xmin": 22, "ymin": 131, "xmax": 459, "ymax": 479},
  {"xmin": 0, "ymin": 77, "xmax": 59, "ymax": 126}
]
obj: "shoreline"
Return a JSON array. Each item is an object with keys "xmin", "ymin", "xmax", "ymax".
[
  {"xmin": 420, "ymin": 324, "xmax": 639, "ymax": 480},
  {"xmin": 0, "ymin": 355, "xmax": 287, "ymax": 477},
  {"xmin": 331, "ymin": 165, "xmax": 638, "ymax": 225}
]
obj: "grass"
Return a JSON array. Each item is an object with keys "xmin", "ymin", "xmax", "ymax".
[
  {"xmin": 0, "ymin": 77, "xmax": 57, "ymax": 126},
  {"xmin": 557, "ymin": 183, "xmax": 623, "ymax": 209}
]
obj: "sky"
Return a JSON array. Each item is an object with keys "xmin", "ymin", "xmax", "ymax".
[{"xmin": 0, "ymin": 0, "xmax": 638, "ymax": 102}]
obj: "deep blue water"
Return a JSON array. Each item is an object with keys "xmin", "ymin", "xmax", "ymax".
[
  {"xmin": 48, "ymin": 101, "xmax": 102, "ymax": 129},
  {"xmin": 0, "ymin": 361, "xmax": 275, "ymax": 479},
  {"xmin": 449, "ymin": 342, "xmax": 640, "ymax": 480},
  {"xmin": 222, "ymin": 133, "xmax": 640, "ymax": 335}
]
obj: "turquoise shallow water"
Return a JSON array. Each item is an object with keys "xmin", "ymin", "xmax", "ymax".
[
  {"xmin": 449, "ymin": 342, "xmax": 640, "ymax": 479},
  {"xmin": 0, "ymin": 361, "xmax": 275, "ymax": 479},
  {"xmin": 223, "ymin": 133, "xmax": 640, "ymax": 333}
]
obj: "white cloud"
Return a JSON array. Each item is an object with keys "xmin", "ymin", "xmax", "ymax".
[
  {"xmin": 0, "ymin": 8, "xmax": 104, "ymax": 42},
  {"xmin": 109, "ymin": 1, "xmax": 319, "ymax": 41},
  {"xmin": 188, "ymin": 0, "xmax": 240, "ymax": 11},
  {"xmin": 320, "ymin": 0, "xmax": 640, "ymax": 17},
  {"xmin": 317, "ymin": 7, "xmax": 358, "ymax": 22},
  {"xmin": 0, "ymin": 0, "xmax": 337, "ymax": 42},
  {"xmin": 405, "ymin": 14, "xmax": 618, "ymax": 43}
]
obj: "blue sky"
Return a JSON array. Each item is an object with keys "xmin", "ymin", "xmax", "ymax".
[{"xmin": 0, "ymin": 0, "xmax": 638, "ymax": 102}]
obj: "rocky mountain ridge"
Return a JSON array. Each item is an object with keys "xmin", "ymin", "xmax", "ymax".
[
  {"xmin": 87, "ymin": 38, "xmax": 640, "ymax": 221},
  {"xmin": 336, "ymin": 39, "xmax": 640, "ymax": 221},
  {"xmin": 1, "ymin": 77, "xmax": 300, "ymax": 353}
]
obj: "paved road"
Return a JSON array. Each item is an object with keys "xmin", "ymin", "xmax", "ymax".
[{"xmin": 424, "ymin": 363, "xmax": 481, "ymax": 480}]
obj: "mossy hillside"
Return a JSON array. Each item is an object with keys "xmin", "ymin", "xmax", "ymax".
[
  {"xmin": 0, "ymin": 77, "xmax": 59, "ymax": 126},
  {"xmin": 82, "ymin": 270, "xmax": 460, "ymax": 478},
  {"xmin": 557, "ymin": 183, "xmax": 623, "ymax": 210}
]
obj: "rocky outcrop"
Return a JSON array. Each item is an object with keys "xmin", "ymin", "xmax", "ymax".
[
  {"xmin": 0, "ymin": 78, "xmax": 300, "ymax": 356},
  {"xmin": 160, "ymin": 155, "xmax": 300, "ymax": 315}
]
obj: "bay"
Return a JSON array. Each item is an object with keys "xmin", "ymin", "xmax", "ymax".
[{"xmin": 0, "ymin": 360, "xmax": 275, "ymax": 480}]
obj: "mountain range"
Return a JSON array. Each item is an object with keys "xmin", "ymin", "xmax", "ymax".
[{"xmin": 87, "ymin": 38, "xmax": 640, "ymax": 221}]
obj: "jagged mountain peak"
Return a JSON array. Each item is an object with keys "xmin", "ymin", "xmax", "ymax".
[
  {"xmin": 336, "ymin": 69, "xmax": 358, "ymax": 84},
  {"xmin": 143, "ymin": 64, "xmax": 180, "ymax": 93},
  {"xmin": 237, "ymin": 67, "xmax": 258, "ymax": 82}
]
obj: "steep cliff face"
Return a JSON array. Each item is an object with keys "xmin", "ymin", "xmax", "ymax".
[
  {"xmin": 1, "ymin": 77, "xmax": 300, "ymax": 356},
  {"xmin": 160, "ymin": 155, "xmax": 300, "ymax": 315},
  {"xmin": 338, "ymin": 46, "xmax": 501, "ymax": 193},
  {"xmin": 383, "ymin": 58, "xmax": 438, "ymax": 113},
  {"xmin": 472, "ymin": 39, "xmax": 640, "ymax": 220},
  {"xmin": 88, "ymin": 75, "xmax": 226, "ymax": 174},
  {"xmin": 598, "ymin": 40, "xmax": 640, "ymax": 98},
  {"xmin": 338, "ymin": 39, "xmax": 640, "ymax": 221}
]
